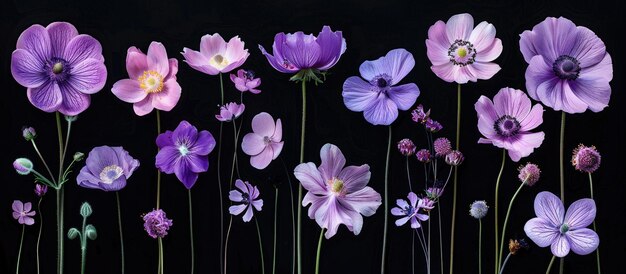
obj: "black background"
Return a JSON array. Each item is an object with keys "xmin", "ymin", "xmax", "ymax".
[{"xmin": 1, "ymin": 0, "xmax": 624, "ymax": 273}]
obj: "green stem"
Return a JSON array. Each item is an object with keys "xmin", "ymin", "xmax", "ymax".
[
  {"xmin": 229, "ymin": 121, "xmax": 240, "ymax": 184},
  {"xmin": 588, "ymin": 173, "xmax": 601, "ymax": 274},
  {"xmin": 255, "ymin": 217, "xmax": 266, "ymax": 274},
  {"xmin": 188, "ymin": 190, "xmax": 195, "ymax": 274},
  {"xmin": 438, "ymin": 205, "xmax": 444, "ymax": 274},
  {"xmin": 499, "ymin": 253, "xmax": 511, "ymax": 274},
  {"xmin": 55, "ymin": 112, "xmax": 65, "ymax": 274},
  {"xmin": 449, "ymin": 83, "xmax": 461, "ymax": 274},
  {"xmin": 546, "ymin": 255, "xmax": 556, "ymax": 274},
  {"xmin": 381, "ymin": 126, "xmax": 392, "ymax": 274},
  {"xmin": 16, "ymin": 224, "xmax": 25, "ymax": 274},
  {"xmin": 479, "ymin": 219, "xmax": 482, "ymax": 274},
  {"xmin": 158, "ymin": 238, "xmax": 164, "ymax": 274},
  {"xmin": 36, "ymin": 198, "xmax": 43, "ymax": 274},
  {"xmin": 217, "ymin": 75, "xmax": 225, "ymax": 274},
  {"xmin": 559, "ymin": 111, "xmax": 566, "ymax": 274},
  {"xmin": 499, "ymin": 180, "xmax": 526, "ymax": 270},
  {"xmin": 116, "ymin": 192, "xmax": 125, "ymax": 274},
  {"xmin": 156, "ymin": 110, "xmax": 162, "ymax": 209},
  {"xmin": 406, "ymin": 156, "xmax": 412, "ymax": 192},
  {"xmin": 494, "ymin": 149, "xmax": 506, "ymax": 274},
  {"xmin": 61, "ymin": 119, "xmax": 72, "ymax": 170},
  {"xmin": 428, "ymin": 213, "xmax": 431, "ymax": 274},
  {"xmin": 315, "ymin": 228, "xmax": 325, "ymax": 274},
  {"xmin": 272, "ymin": 188, "xmax": 279, "ymax": 274},
  {"xmin": 31, "ymin": 140, "xmax": 56, "ymax": 185},
  {"xmin": 81, "ymin": 210, "xmax": 87, "ymax": 274},
  {"xmin": 297, "ymin": 79, "xmax": 307, "ymax": 274},
  {"xmin": 224, "ymin": 217, "xmax": 233, "ymax": 274}
]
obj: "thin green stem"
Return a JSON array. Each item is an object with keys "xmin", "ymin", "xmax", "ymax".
[
  {"xmin": 381, "ymin": 126, "xmax": 392, "ymax": 274},
  {"xmin": 158, "ymin": 238, "xmax": 164, "ymax": 274},
  {"xmin": 36, "ymin": 198, "xmax": 43, "ymax": 274},
  {"xmin": 156, "ymin": 110, "xmax": 162, "ymax": 209},
  {"xmin": 297, "ymin": 80, "xmax": 307, "ymax": 274},
  {"xmin": 55, "ymin": 112, "xmax": 64, "ymax": 274},
  {"xmin": 31, "ymin": 140, "xmax": 56, "ymax": 185},
  {"xmin": 588, "ymin": 173, "xmax": 601, "ymax": 274},
  {"xmin": 499, "ymin": 253, "xmax": 511, "ymax": 274},
  {"xmin": 116, "ymin": 192, "xmax": 125, "ymax": 274},
  {"xmin": 449, "ymin": 83, "xmax": 461, "ymax": 274},
  {"xmin": 61, "ymin": 119, "xmax": 72, "ymax": 169},
  {"xmin": 16, "ymin": 224, "xmax": 25, "ymax": 274},
  {"xmin": 219, "ymin": 72, "xmax": 224, "ymax": 105},
  {"xmin": 188, "ymin": 190, "xmax": 195, "ymax": 274},
  {"xmin": 255, "ymin": 217, "xmax": 266, "ymax": 274},
  {"xmin": 499, "ymin": 180, "xmax": 526, "ymax": 269},
  {"xmin": 559, "ymin": 111, "xmax": 566, "ymax": 274},
  {"xmin": 224, "ymin": 217, "xmax": 233, "ymax": 274},
  {"xmin": 406, "ymin": 156, "xmax": 412, "ymax": 192},
  {"xmin": 217, "ymin": 76, "xmax": 225, "ymax": 274},
  {"xmin": 546, "ymin": 255, "xmax": 556, "ymax": 274},
  {"xmin": 280, "ymin": 158, "xmax": 296, "ymax": 274},
  {"xmin": 272, "ymin": 188, "xmax": 279, "ymax": 274},
  {"xmin": 81, "ymin": 209, "xmax": 87, "ymax": 274},
  {"xmin": 494, "ymin": 149, "xmax": 506, "ymax": 274},
  {"xmin": 479, "ymin": 219, "xmax": 482, "ymax": 274},
  {"xmin": 428, "ymin": 213, "xmax": 431, "ymax": 274},
  {"xmin": 229, "ymin": 121, "xmax": 240, "ymax": 184},
  {"xmin": 315, "ymin": 228, "xmax": 325, "ymax": 274},
  {"xmin": 438, "ymin": 205, "xmax": 444, "ymax": 274}
]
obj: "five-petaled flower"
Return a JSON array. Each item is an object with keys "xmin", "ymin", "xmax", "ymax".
[
  {"xmin": 230, "ymin": 69, "xmax": 261, "ymax": 94},
  {"xmin": 241, "ymin": 112, "xmax": 284, "ymax": 170},
  {"xmin": 12, "ymin": 200, "xmax": 36, "ymax": 225}
]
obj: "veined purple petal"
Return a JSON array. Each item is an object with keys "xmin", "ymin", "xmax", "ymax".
[
  {"xmin": 16, "ymin": 24, "xmax": 51, "ymax": 64},
  {"xmin": 133, "ymin": 96, "xmax": 154, "ymax": 116},
  {"xmin": 468, "ymin": 21, "xmax": 497, "ymax": 52},
  {"xmin": 69, "ymin": 58, "xmax": 107, "ymax": 94},
  {"xmin": 27, "ymin": 81, "xmax": 63, "ymax": 112},
  {"xmin": 11, "ymin": 49, "xmax": 47, "ymax": 88},
  {"xmin": 342, "ymin": 76, "xmax": 377, "ymax": 112},
  {"xmin": 99, "ymin": 176, "xmax": 127, "ymax": 192},
  {"xmin": 77, "ymin": 166, "xmax": 102, "ymax": 189},
  {"xmin": 524, "ymin": 217, "xmax": 559, "ymax": 248},
  {"xmin": 283, "ymin": 32, "xmax": 321, "ymax": 69},
  {"xmin": 126, "ymin": 47, "xmax": 148, "ymax": 79},
  {"xmin": 338, "ymin": 164, "xmax": 370, "ymax": 193},
  {"xmin": 181, "ymin": 48, "xmax": 218, "ymax": 75},
  {"xmin": 184, "ymin": 154, "xmax": 209, "ymax": 173},
  {"xmin": 506, "ymin": 132, "xmax": 545, "ymax": 162},
  {"xmin": 445, "ymin": 13, "xmax": 474, "ymax": 42},
  {"xmin": 172, "ymin": 121, "xmax": 197, "ymax": 144},
  {"xmin": 259, "ymin": 44, "xmax": 297, "ymax": 73},
  {"xmin": 387, "ymin": 83, "xmax": 420, "ymax": 110},
  {"xmin": 318, "ymin": 144, "xmax": 346, "ymax": 182},
  {"xmin": 242, "ymin": 205, "xmax": 255, "ymax": 222},
  {"xmin": 569, "ymin": 76, "xmax": 611, "ymax": 113},
  {"xmin": 174, "ymin": 160, "xmax": 199, "ymax": 189},
  {"xmin": 340, "ymin": 186, "xmax": 381, "ymax": 217},
  {"xmin": 199, "ymin": 33, "xmax": 227, "ymax": 60},
  {"xmin": 46, "ymin": 22, "xmax": 78, "ymax": 58},
  {"xmin": 229, "ymin": 204, "xmax": 247, "ymax": 216},
  {"xmin": 408, "ymin": 192, "xmax": 418, "ymax": 208},
  {"xmin": 519, "ymin": 104, "xmax": 544, "ymax": 132},
  {"xmin": 551, "ymin": 235, "xmax": 571, "ymax": 257},
  {"xmin": 192, "ymin": 130, "xmax": 216, "ymax": 156},
  {"xmin": 147, "ymin": 42, "xmax": 169, "ymax": 78},
  {"xmin": 534, "ymin": 191, "xmax": 564, "ymax": 227},
  {"xmin": 229, "ymin": 190, "xmax": 242, "ymax": 202},
  {"xmin": 302, "ymin": 192, "xmax": 327, "ymax": 219},
  {"xmin": 241, "ymin": 133, "xmax": 266, "ymax": 156},
  {"xmin": 151, "ymin": 79, "xmax": 181, "ymax": 112},
  {"xmin": 564, "ymin": 198, "xmax": 596, "ymax": 229},
  {"xmin": 359, "ymin": 48, "xmax": 415, "ymax": 84},
  {"xmin": 566, "ymin": 228, "xmax": 599, "ymax": 255},
  {"xmin": 111, "ymin": 79, "xmax": 147, "ymax": 103},
  {"xmin": 363, "ymin": 96, "xmax": 398, "ymax": 126},
  {"xmin": 492, "ymin": 87, "xmax": 531, "ymax": 118},
  {"xmin": 156, "ymin": 130, "xmax": 174, "ymax": 148},
  {"xmin": 426, "ymin": 21, "xmax": 450, "ymax": 66},
  {"xmin": 155, "ymin": 146, "xmax": 180, "ymax": 174},
  {"xmin": 250, "ymin": 146, "xmax": 274, "ymax": 170},
  {"xmin": 85, "ymin": 146, "xmax": 119, "ymax": 175},
  {"xmin": 252, "ymin": 112, "xmax": 276, "ymax": 137},
  {"xmin": 63, "ymin": 35, "xmax": 104, "ymax": 65},
  {"xmin": 58, "ymin": 83, "xmax": 90, "ymax": 116},
  {"xmin": 314, "ymin": 26, "xmax": 345, "ymax": 70},
  {"xmin": 295, "ymin": 162, "xmax": 327, "ymax": 194}
]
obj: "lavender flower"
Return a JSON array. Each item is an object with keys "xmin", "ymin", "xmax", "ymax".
[
  {"xmin": 12, "ymin": 200, "xmax": 36, "ymax": 225},
  {"xmin": 469, "ymin": 200, "xmax": 488, "ymax": 219},
  {"xmin": 34, "ymin": 184, "xmax": 48, "ymax": 197},
  {"xmin": 181, "ymin": 34, "xmax": 249, "ymax": 75},
  {"xmin": 391, "ymin": 192, "xmax": 430, "ymax": 228},
  {"xmin": 411, "ymin": 105, "xmax": 430, "ymax": 123},
  {"xmin": 241, "ymin": 112, "xmax": 283, "ymax": 170},
  {"xmin": 426, "ymin": 187, "xmax": 444, "ymax": 200},
  {"xmin": 77, "ymin": 146, "xmax": 140, "ymax": 191},
  {"xmin": 416, "ymin": 149, "xmax": 432, "ymax": 163},
  {"xmin": 230, "ymin": 69, "xmax": 261, "ymax": 94},
  {"xmin": 518, "ymin": 163, "xmax": 541, "ymax": 186},
  {"xmin": 142, "ymin": 209, "xmax": 173, "ymax": 239},
  {"xmin": 433, "ymin": 137, "xmax": 452, "ymax": 156},
  {"xmin": 572, "ymin": 144, "xmax": 601, "ymax": 173},
  {"xmin": 424, "ymin": 118, "xmax": 443, "ymax": 132},
  {"xmin": 397, "ymin": 138, "xmax": 416, "ymax": 156},
  {"xmin": 228, "ymin": 179, "xmax": 263, "ymax": 222},
  {"xmin": 445, "ymin": 150, "xmax": 464, "ymax": 166},
  {"xmin": 215, "ymin": 102, "xmax": 245, "ymax": 122}
]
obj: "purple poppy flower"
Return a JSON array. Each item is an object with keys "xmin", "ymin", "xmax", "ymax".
[
  {"xmin": 342, "ymin": 49, "xmax": 421, "ymax": 126},
  {"xmin": 181, "ymin": 34, "xmax": 249, "ymax": 75},
  {"xmin": 426, "ymin": 13, "xmax": 502, "ymax": 84},
  {"xmin": 295, "ymin": 144, "xmax": 381, "ymax": 239},
  {"xmin": 156, "ymin": 121, "xmax": 216, "ymax": 189},
  {"xmin": 391, "ymin": 192, "xmax": 430, "ymax": 228},
  {"xmin": 76, "ymin": 146, "xmax": 140, "ymax": 192},
  {"xmin": 228, "ymin": 179, "xmax": 263, "ymax": 222},
  {"xmin": 241, "ymin": 112, "xmax": 283, "ymax": 170},
  {"xmin": 524, "ymin": 191, "xmax": 599, "ymax": 257},
  {"xmin": 259, "ymin": 26, "xmax": 346, "ymax": 81},
  {"xmin": 142, "ymin": 209, "xmax": 173, "ymax": 239},
  {"xmin": 12, "ymin": 200, "xmax": 36, "ymax": 225},
  {"xmin": 520, "ymin": 17, "xmax": 613, "ymax": 113},
  {"xmin": 230, "ymin": 69, "xmax": 261, "ymax": 94},
  {"xmin": 10, "ymin": 22, "xmax": 107, "ymax": 115},
  {"xmin": 475, "ymin": 87, "xmax": 545, "ymax": 162},
  {"xmin": 215, "ymin": 102, "xmax": 245, "ymax": 122}
]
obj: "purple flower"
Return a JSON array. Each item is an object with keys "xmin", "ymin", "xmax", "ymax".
[
  {"xmin": 295, "ymin": 144, "xmax": 381, "ymax": 239},
  {"xmin": 241, "ymin": 112, "xmax": 284, "ymax": 170},
  {"xmin": 228, "ymin": 179, "xmax": 263, "ymax": 222},
  {"xmin": 111, "ymin": 42, "xmax": 181, "ymax": 116},
  {"xmin": 181, "ymin": 34, "xmax": 249, "ymax": 75},
  {"xmin": 445, "ymin": 150, "xmax": 464, "ymax": 166},
  {"xmin": 259, "ymin": 26, "xmax": 345, "ymax": 78},
  {"xmin": 10, "ymin": 22, "xmax": 107, "ymax": 115},
  {"xmin": 524, "ymin": 191, "xmax": 599, "ymax": 257},
  {"xmin": 411, "ymin": 105, "xmax": 430, "ymax": 123},
  {"xmin": 469, "ymin": 200, "xmax": 488, "ymax": 219},
  {"xmin": 397, "ymin": 138, "xmax": 416, "ymax": 156},
  {"xmin": 416, "ymin": 149, "xmax": 432, "ymax": 163},
  {"xmin": 142, "ymin": 209, "xmax": 173, "ymax": 239},
  {"xmin": 426, "ymin": 13, "xmax": 502, "ymax": 84},
  {"xmin": 342, "ymin": 49, "xmax": 421, "ymax": 125},
  {"xmin": 76, "ymin": 146, "xmax": 140, "ymax": 192},
  {"xmin": 520, "ymin": 17, "xmax": 613, "ymax": 113},
  {"xmin": 230, "ymin": 69, "xmax": 261, "ymax": 94},
  {"xmin": 426, "ymin": 187, "xmax": 444, "ymax": 199},
  {"xmin": 215, "ymin": 102, "xmax": 245, "ymax": 122},
  {"xmin": 475, "ymin": 87, "xmax": 545, "ymax": 162},
  {"xmin": 12, "ymin": 200, "xmax": 36, "ymax": 225},
  {"xmin": 572, "ymin": 144, "xmax": 601, "ymax": 173},
  {"xmin": 424, "ymin": 118, "xmax": 443, "ymax": 132},
  {"xmin": 156, "ymin": 121, "xmax": 216, "ymax": 189},
  {"xmin": 391, "ymin": 192, "xmax": 430, "ymax": 228},
  {"xmin": 34, "ymin": 184, "xmax": 48, "ymax": 197},
  {"xmin": 433, "ymin": 137, "xmax": 452, "ymax": 156},
  {"xmin": 518, "ymin": 162, "xmax": 541, "ymax": 186}
]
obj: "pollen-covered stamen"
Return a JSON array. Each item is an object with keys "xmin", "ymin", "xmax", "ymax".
[
  {"xmin": 494, "ymin": 115, "xmax": 522, "ymax": 137},
  {"xmin": 99, "ymin": 165, "xmax": 124, "ymax": 184},
  {"xmin": 138, "ymin": 70, "xmax": 164, "ymax": 93},
  {"xmin": 328, "ymin": 177, "xmax": 345, "ymax": 194},
  {"xmin": 210, "ymin": 54, "xmax": 230, "ymax": 69},
  {"xmin": 553, "ymin": 55, "xmax": 581, "ymax": 80},
  {"xmin": 448, "ymin": 39, "xmax": 477, "ymax": 66}
]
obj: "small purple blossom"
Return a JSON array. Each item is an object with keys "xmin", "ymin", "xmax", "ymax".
[
  {"xmin": 34, "ymin": 184, "xmax": 48, "ymax": 197},
  {"xmin": 391, "ymin": 192, "xmax": 430, "ymax": 228},
  {"xmin": 416, "ymin": 149, "xmax": 432, "ymax": 163},
  {"xmin": 424, "ymin": 118, "xmax": 443, "ymax": 132},
  {"xmin": 433, "ymin": 137, "xmax": 452, "ymax": 157},
  {"xmin": 230, "ymin": 69, "xmax": 261, "ymax": 94},
  {"xmin": 77, "ymin": 146, "xmax": 140, "ymax": 192},
  {"xmin": 142, "ymin": 209, "xmax": 173, "ymax": 239},
  {"xmin": 215, "ymin": 102, "xmax": 245, "ymax": 122},
  {"xmin": 411, "ymin": 105, "xmax": 430, "ymax": 123},
  {"xmin": 518, "ymin": 163, "xmax": 541, "ymax": 186},
  {"xmin": 241, "ymin": 112, "xmax": 284, "ymax": 170},
  {"xmin": 229, "ymin": 179, "xmax": 263, "ymax": 222},
  {"xmin": 397, "ymin": 138, "xmax": 416, "ymax": 156},
  {"xmin": 426, "ymin": 187, "xmax": 444, "ymax": 200},
  {"xmin": 12, "ymin": 200, "xmax": 36, "ymax": 225},
  {"xmin": 572, "ymin": 144, "xmax": 601, "ymax": 173},
  {"xmin": 445, "ymin": 150, "xmax": 464, "ymax": 166},
  {"xmin": 469, "ymin": 200, "xmax": 488, "ymax": 219},
  {"xmin": 421, "ymin": 197, "xmax": 436, "ymax": 211}
]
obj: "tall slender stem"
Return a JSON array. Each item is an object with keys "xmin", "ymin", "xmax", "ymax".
[
  {"xmin": 315, "ymin": 228, "xmax": 325, "ymax": 274},
  {"xmin": 297, "ymin": 80, "xmax": 307, "ymax": 274},
  {"xmin": 478, "ymin": 219, "xmax": 482, "ymax": 274},
  {"xmin": 81, "ymin": 209, "xmax": 87, "ymax": 274},
  {"xmin": 255, "ymin": 217, "xmax": 266, "ymax": 274},
  {"xmin": 116, "ymin": 192, "xmax": 125, "ymax": 274},
  {"xmin": 188, "ymin": 190, "xmax": 195, "ymax": 274},
  {"xmin": 499, "ymin": 253, "xmax": 511, "ymax": 274},
  {"xmin": 36, "ymin": 198, "xmax": 43, "ymax": 274},
  {"xmin": 546, "ymin": 255, "xmax": 556, "ymax": 274},
  {"xmin": 437, "ymin": 205, "xmax": 444, "ymax": 274},
  {"xmin": 55, "ymin": 112, "xmax": 65, "ymax": 274},
  {"xmin": 217, "ymin": 72, "xmax": 225, "ymax": 274},
  {"xmin": 156, "ymin": 110, "xmax": 162, "ymax": 209},
  {"xmin": 280, "ymin": 158, "xmax": 296, "ymax": 274},
  {"xmin": 31, "ymin": 140, "xmax": 56, "ymax": 185},
  {"xmin": 588, "ymin": 173, "xmax": 601, "ymax": 274},
  {"xmin": 427, "ymin": 213, "xmax": 431, "ymax": 274},
  {"xmin": 224, "ymin": 218, "xmax": 233, "ymax": 274},
  {"xmin": 381, "ymin": 126, "xmax": 392, "ymax": 274},
  {"xmin": 158, "ymin": 238, "xmax": 164, "ymax": 274},
  {"xmin": 494, "ymin": 149, "xmax": 506, "ymax": 274},
  {"xmin": 405, "ymin": 157, "xmax": 412, "ymax": 192},
  {"xmin": 16, "ymin": 224, "xmax": 25, "ymax": 274},
  {"xmin": 229, "ymin": 121, "xmax": 240, "ymax": 184},
  {"xmin": 499, "ymin": 180, "xmax": 526, "ymax": 269},
  {"xmin": 559, "ymin": 111, "xmax": 566, "ymax": 274},
  {"xmin": 61, "ymin": 119, "xmax": 72, "ymax": 168},
  {"xmin": 272, "ymin": 188, "xmax": 279, "ymax": 274},
  {"xmin": 449, "ymin": 84, "xmax": 461, "ymax": 274}
]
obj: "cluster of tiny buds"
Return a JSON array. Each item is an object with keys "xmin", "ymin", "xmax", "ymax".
[
  {"xmin": 416, "ymin": 149, "xmax": 431, "ymax": 163},
  {"xmin": 571, "ymin": 144, "xmax": 601, "ymax": 173},
  {"xmin": 397, "ymin": 138, "xmax": 416, "ymax": 156}
]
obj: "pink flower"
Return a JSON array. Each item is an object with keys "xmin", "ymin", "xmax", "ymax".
[
  {"xmin": 181, "ymin": 34, "xmax": 249, "ymax": 75},
  {"xmin": 12, "ymin": 200, "xmax": 36, "ymax": 225},
  {"xmin": 230, "ymin": 69, "xmax": 261, "ymax": 94},
  {"xmin": 426, "ymin": 13, "xmax": 502, "ymax": 84},
  {"xmin": 295, "ymin": 144, "xmax": 382, "ymax": 239},
  {"xmin": 215, "ymin": 102, "xmax": 245, "ymax": 122},
  {"xmin": 111, "ymin": 42, "xmax": 181, "ymax": 116},
  {"xmin": 241, "ymin": 112, "xmax": 284, "ymax": 170}
]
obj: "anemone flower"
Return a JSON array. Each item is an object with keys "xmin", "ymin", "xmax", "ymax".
[
  {"xmin": 391, "ymin": 192, "xmax": 431, "ymax": 228},
  {"xmin": 228, "ymin": 179, "xmax": 264, "ymax": 222},
  {"xmin": 524, "ymin": 191, "xmax": 599, "ymax": 257},
  {"xmin": 295, "ymin": 143, "xmax": 381, "ymax": 239},
  {"xmin": 230, "ymin": 69, "xmax": 261, "ymax": 94},
  {"xmin": 182, "ymin": 34, "xmax": 249, "ymax": 75},
  {"xmin": 520, "ymin": 17, "xmax": 612, "ymax": 113},
  {"xmin": 215, "ymin": 102, "xmax": 245, "ymax": 122},
  {"xmin": 10, "ymin": 22, "xmax": 107, "ymax": 115},
  {"xmin": 155, "ymin": 120, "xmax": 216, "ymax": 189},
  {"xmin": 12, "ymin": 200, "xmax": 36, "ymax": 225},
  {"xmin": 241, "ymin": 112, "xmax": 283, "ymax": 170},
  {"xmin": 77, "ymin": 146, "xmax": 140, "ymax": 191},
  {"xmin": 425, "ymin": 13, "xmax": 502, "ymax": 83},
  {"xmin": 475, "ymin": 87, "xmax": 545, "ymax": 162},
  {"xmin": 342, "ymin": 48, "xmax": 420, "ymax": 125},
  {"xmin": 111, "ymin": 42, "xmax": 181, "ymax": 116}
]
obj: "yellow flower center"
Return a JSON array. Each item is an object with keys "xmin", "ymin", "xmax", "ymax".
[
  {"xmin": 138, "ymin": 70, "xmax": 164, "ymax": 93},
  {"xmin": 457, "ymin": 48, "xmax": 467, "ymax": 58},
  {"xmin": 209, "ymin": 54, "xmax": 230, "ymax": 69},
  {"xmin": 52, "ymin": 62, "xmax": 64, "ymax": 74},
  {"xmin": 329, "ymin": 177, "xmax": 344, "ymax": 194}
]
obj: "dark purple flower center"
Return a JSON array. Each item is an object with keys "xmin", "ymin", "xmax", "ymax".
[
  {"xmin": 376, "ymin": 78, "xmax": 388, "ymax": 88},
  {"xmin": 494, "ymin": 115, "xmax": 521, "ymax": 137},
  {"xmin": 241, "ymin": 193, "xmax": 250, "ymax": 204},
  {"xmin": 46, "ymin": 57, "xmax": 71, "ymax": 82},
  {"xmin": 448, "ymin": 40, "xmax": 476, "ymax": 66},
  {"xmin": 244, "ymin": 70, "xmax": 255, "ymax": 80},
  {"xmin": 402, "ymin": 205, "xmax": 416, "ymax": 217},
  {"xmin": 371, "ymin": 74, "xmax": 392, "ymax": 90},
  {"xmin": 552, "ymin": 55, "xmax": 581, "ymax": 80}
]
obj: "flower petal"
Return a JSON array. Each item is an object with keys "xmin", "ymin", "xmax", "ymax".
[
  {"xmin": 570, "ymin": 26, "xmax": 606, "ymax": 68},
  {"xmin": 283, "ymin": 32, "xmax": 321, "ymax": 69},
  {"xmin": 174, "ymin": 160, "xmax": 199, "ymax": 189},
  {"xmin": 395, "ymin": 216, "xmax": 410, "ymax": 227},
  {"xmin": 295, "ymin": 162, "xmax": 327, "ymax": 194},
  {"xmin": 551, "ymin": 235, "xmax": 571, "ymax": 257},
  {"xmin": 272, "ymin": 119, "xmax": 282, "ymax": 141},
  {"xmin": 469, "ymin": 21, "xmax": 497, "ymax": 51},
  {"xmin": 147, "ymin": 42, "xmax": 169, "ymax": 78},
  {"xmin": 363, "ymin": 95, "xmax": 398, "ymax": 126},
  {"xmin": 152, "ymin": 79, "xmax": 181, "ymax": 112},
  {"xmin": 506, "ymin": 132, "xmax": 545, "ymax": 162},
  {"xmin": 519, "ymin": 104, "xmax": 544, "ymax": 132},
  {"xmin": 242, "ymin": 204, "xmax": 255, "ymax": 222},
  {"xmin": 524, "ymin": 217, "xmax": 559, "ymax": 248},
  {"xmin": 46, "ymin": 22, "xmax": 78, "ymax": 58},
  {"xmin": 27, "ymin": 81, "xmax": 63, "ymax": 113},
  {"xmin": 468, "ymin": 62, "xmax": 501, "ymax": 81},
  {"xmin": 58, "ymin": 83, "xmax": 90, "ymax": 116},
  {"xmin": 430, "ymin": 62, "xmax": 457, "ymax": 83},
  {"xmin": 250, "ymin": 146, "xmax": 274, "ymax": 170},
  {"xmin": 155, "ymin": 146, "xmax": 180, "ymax": 174},
  {"xmin": 200, "ymin": 33, "xmax": 227, "ymax": 59},
  {"xmin": 270, "ymin": 141, "xmax": 283, "ymax": 160},
  {"xmin": 338, "ymin": 164, "xmax": 370, "ymax": 193},
  {"xmin": 314, "ymin": 26, "xmax": 345, "ymax": 70},
  {"xmin": 85, "ymin": 146, "xmax": 119, "ymax": 175},
  {"xmin": 342, "ymin": 76, "xmax": 377, "ymax": 112},
  {"xmin": 446, "ymin": 13, "xmax": 474, "ymax": 42},
  {"xmin": 564, "ymin": 198, "xmax": 596, "ymax": 229},
  {"xmin": 16, "ymin": 24, "xmax": 51, "ymax": 63},
  {"xmin": 387, "ymin": 83, "xmax": 420, "ymax": 110},
  {"xmin": 229, "ymin": 204, "xmax": 247, "ymax": 216},
  {"xmin": 318, "ymin": 144, "xmax": 346, "ymax": 182},
  {"xmin": 534, "ymin": 191, "xmax": 564, "ymax": 227},
  {"xmin": 63, "ymin": 35, "xmax": 104, "ymax": 65},
  {"xmin": 340, "ymin": 186, "xmax": 381, "ymax": 217},
  {"xmin": 474, "ymin": 95, "xmax": 498, "ymax": 131},
  {"xmin": 408, "ymin": 192, "xmax": 418, "ymax": 207},
  {"xmin": 568, "ymin": 77, "xmax": 611, "ymax": 113},
  {"xmin": 229, "ymin": 190, "xmax": 243, "ymax": 202},
  {"xmin": 12, "ymin": 201, "xmax": 23, "ymax": 212},
  {"xmin": 360, "ymin": 48, "xmax": 415, "ymax": 84},
  {"xmin": 475, "ymin": 38, "xmax": 503, "ymax": 62},
  {"xmin": 566, "ymin": 228, "xmax": 599, "ymax": 255},
  {"xmin": 251, "ymin": 112, "xmax": 276, "ymax": 137},
  {"xmin": 11, "ymin": 49, "xmax": 47, "ymax": 88},
  {"xmin": 493, "ymin": 87, "xmax": 531, "ymax": 118},
  {"xmin": 181, "ymin": 48, "xmax": 218, "ymax": 75},
  {"xmin": 69, "ymin": 58, "xmax": 107, "ymax": 94},
  {"xmin": 241, "ymin": 133, "xmax": 266, "ymax": 156},
  {"xmin": 426, "ymin": 21, "xmax": 451, "ymax": 66},
  {"xmin": 133, "ymin": 96, "xmax": 154, "ymax": 116},
  {"xmin": 192, "ymin": 130, "xmax": 216, "ymax": 155},
  {"xmin": 111, "ymin": 79, "xmax": 147, "ymax": 103},
  {"xmin": 525, "ymin": 55, "xmax": 557, "ymax": 102},
  {"xmin": 184, "ymin": 154, "xmax": 209, "ymax": 173},
  {"xmin": 126, "ymin": 47, "xmax": 148, "ymax": 79}
]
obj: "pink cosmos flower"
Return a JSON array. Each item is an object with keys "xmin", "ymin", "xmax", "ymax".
[
  {"xmin": 181, "ymin": 34, "xmax": 249, "ymax": 75},
  {"xmin": 295, "ymin": 144, "xmax": 382, "ymax": 239},
  {"xmin": 230, "ymin": 69, "xmax": 261, "ymax": 94},
  {"xmin": 12, "ymin": 200, "xmax": 36, "ymax": 225},
  {"xmin": 426, "ymin": 13, "xmax": 502, "ymax": 84},
  {"xmin": 241, "ymin": 112, "xmax": 283, "ymax": 170},
  {"xmin": 111, "ymin": 42, "xmax": 181, "ymax": 116},
  {"xmin": 215, "ymin": 102, "xmax": 245, "ymax": 122}
]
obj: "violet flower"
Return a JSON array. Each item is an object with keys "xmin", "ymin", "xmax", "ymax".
[
  {"xmin": 215, "ymin": 102, "xmax": 245, "ymax": 122},
  {"xmin": 520, "ymin": 17, "xmax": 613, "ymax": 113},
  {"xmin": 391, "ymin": 192, "xmax": 430, "ymax": 228},
  {"xmin": 111, "ymin": 42, "xmax": 181, "ymax": 116},
  {"xmin": 572, "ymin": 144, "xmax": 601, "ymax": 173},
  {"xmin": 182, "ymin": 34, "xmax": 249, "ymax": 75},
  {"xmin": 156, "ymin": 121, "xmax": 216, "ymax": 189},
  {"xmin": 241, "ymin": 112, "xmax": 283, "ymax": 170},
  {"xmin": 10, "ymin": 22, "xmax": 107, "ymax": 115},
  {"xmin": 35, "ymin": 184, "xmax": 48, "ymax": 197},
  {"xmin": 524, "ymin": 191, "xmax": 599, "ymax": 257},
  {"xmin": 342, "ymin": 48, "xmax": 421, "ymax": 126},
  {"xmin": 295, "ymin": 143, "xmax": 381, "ymax": 239},
  {"xmin": 474, "ymin": 87, "xmax": 545, "ymax": 162},
  {"xmin": 142, "ymin": 209, "xmax": 173, "ymax": 239},
  {"xmin": 230, "ymin": 69, "xmax": 261, "ymax": 94},
  {"xmin": 76, "ymin": 146, "xmax": 140, "ymax": 192},
  {"xmin": 12, "ymin": 200, "xmax": 36, "ymax": 225},
  {"xmin": 426, "ymin": 13, "xmax": 502, "ymax": 83},
  {"xmin": 228, "ymin": 179, "xmax": 263, "ymax": 222}
]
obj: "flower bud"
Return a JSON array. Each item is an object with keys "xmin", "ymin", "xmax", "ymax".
[
  {"xmin": 67, "ymin": 228, "xmax": 80, "ymax": 240},
  {"xmin": 85, "ymin": 224, "xmax": 97, "ymax": 240},
  {"xmin": 13, "ymin": 158, "xmax": 34, "ymax": 175},
  {"xmin": 34, "ymin": 184, "xmax": 48, "ymax": 197},
  {"xmin": 80, "ymin": 202, "xmax": 92, "ymax": 218},
  {"xmin": 22, "ymin": 127, "xmax": 36, "ymax": 141},
  {"xmin": 445, "ymin": 150, "xmax": 464, "ymax": 166},
  {"xmin": 73, "ymin": 152, "xmax": 85, "ymax": 162}
]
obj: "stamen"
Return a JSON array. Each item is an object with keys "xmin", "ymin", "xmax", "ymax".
[
  {"xmin": 448, "ymin": 39, "xmax": 477, "ymax": 66},
  {"xmin": 138, "ymin": 70, "xmax": 164, "ymax": 93}
]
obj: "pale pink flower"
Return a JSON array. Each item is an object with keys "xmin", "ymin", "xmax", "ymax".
[
  {"xmin": 181, "ymin": 34, "xmax": 249, "ymax": 75},
  {"xmin": 241, "ymin": 112, "xmax": 283, "ymax": 170}
]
